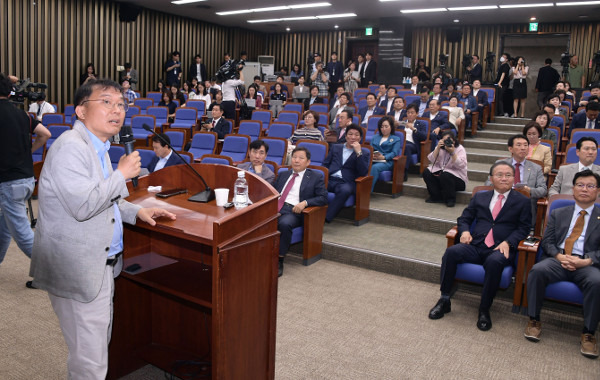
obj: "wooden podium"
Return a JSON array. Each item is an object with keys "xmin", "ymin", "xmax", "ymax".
[{"xmin": 107, "ymin": 164, "xmax": 279, "ymax": 379}]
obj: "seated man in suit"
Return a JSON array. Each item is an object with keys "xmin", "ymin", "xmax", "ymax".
[
  {"xmin": 292, "ymin": 75, "xmax": 309, "ymax": 102},
  {"xmin": 485, "ymin": 134, "xmax": 547, "ymax": 232},
  {"xmin": 412, "ymin": 88, "xmax": 430, "ymax": 117},
  {"xmin": 200, "ymin": 103, "xmax": 229, "ymax": 139},
  {"xmin": 380, "ymin": 86, "xmax": 398, "ymax": 114},
  {"xmin": 323, "ymin": 124, "xmax": 370, "ymax": 223},
  {"xmin": 429, "ymin": 83, "xmax": 448, "ymax": 104},
  {"xmin": 424, "ymin": 99, "xmax": 452, "ymax": 144},
  {"xmin": 578, "ymin": 83, "xmax": 600, "ymax": 108},
  {"xmin": 303, "ymin": 85, "xmax": 324, "ymax": 110},
  {"xmin": 359, "ymin": 92, "xmax": 385, "ymax": 127},
  {"xmin": 459, "ymin": 82, "xmax": 479, "ymax": 131},
  {"xmin": 400, "ymin": 104, "xmax": 429, "ymax": 180},
  {"xmin": 409, "ymin": 76, "xmax": 422, "ymax": 94},
  {"xmin": 325, "ymin": 109, "xmax": 353, "ymax": 145},
  {"xmin": 568, "ymin": 102, "xmax": 600, "ymax": 139},
  {"xmin": 274, "ymin": 147, "xmax": 328, "ymax": 276},
  {"xmin": 524, "ymin": 170, "xmax": 600, "ymax": 358},
  {"xmin": 549, "ymin": 137, "xmax": 600, "ymax": 196},
  {"xmin": 148, "ymin": 134, "xmax": 185, "ymax": 173},
  {"xmin": 329, "ymin": 91, "xmax": 352, "ymax": 128},
  {"xmin": 388, "ymin": 96, "xmax": 407, "ymax": 127},
  {"xmin": 472, "ymin": 79, "xmax": 488, "ymax": 125},
  {"xmin": 429, "ymin": 162, "xmax": 531, "ymax": 331},
  {"xmin": 253, "ymin": 75, "xmax": 267, "ymax": 96},
  {"xmin": 238, "ymin": 139, "xmax": 275, "ymax": 185}
]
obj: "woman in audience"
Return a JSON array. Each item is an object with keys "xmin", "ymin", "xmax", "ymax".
[
  {"xmin": 181, "ymin": 81, "xmax": 192, "ymax": 96},
  {"xmin": 387, "ymin": 96, "xmax": 407, "ymax": 127},
  {"xmin": 443, "ymin": 83, "xmax": 459, "ymax": 98},
  {"xmin": 192, "ymin": 82, "xmax": 212, "ymax": 104},
  {"xmin": 270, "ymin": 83, "xmax": 287, "ymax": 104},
  {"xmin": 245, "ymin": 84, "xmax": 262, "ymax": 111},
  {"xmin": 290, "ymin": 64, "xmax": 303, "ymax": 83},
  {"xmin": 414, "ymin": 58, "xmax": 431, "ymax": 83},
  {"xmin": 343, "ymin": 61, "xmax": 359, "ymax": 94},
  {"xmin": 422, "ymin": 130, "xmax": 468, "ymax": 207},
  {"xmin": 80, "ymin": 63, "xmax": 96, "ymax": 85},
  {"xmin": 154, "ymin": 79, "xmax": 165, "ymax": 92},
  {"xmin": 170, "ymin": 85, "xmax": 186, "ymax": 107},
  {"xmin": 158, "ymin": 91, "xmax": 177, "ymax": 121},
  {"xmin": 370, "ymin": 116, "xmax": 402, "ymax": 191},
  {"xmin": 523, "ymin": 121, "xmax": 552, "ymax": 175},
  {"xmin": 533, "ymin": 110, "xmax": 557, "ymax": 149},
  {"xmin": 442, "ymin": 96, "xmax": 465, "ymax": 129},
  {"xmin": 208, "ymin": 90, "xmax": 223, "ymax": 111},
  {"xmin": 511, "ymin": 56, "xmax": 529, "ymax": 118},
  {"xmin": 289, "ymin": 110, "xmax": 324, "ymax": 145},
  {"xmin": 303, "ymin": 85, "xmax": 323, "ymax": 110}
]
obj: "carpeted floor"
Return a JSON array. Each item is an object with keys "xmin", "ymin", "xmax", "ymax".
[{"xmin": 1, "ymin": 241, "xmax": 598, "ymax": 379}]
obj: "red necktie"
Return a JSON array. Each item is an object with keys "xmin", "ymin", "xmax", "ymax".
[
  {"xmin": 212, "ymin": 120, "xmax": 215, "ymax": 129},
  {"xmin": 278, "ymin": 173, "xmax": 298, "ymax": 211},
  {"xmin": 514, "ymin": 163, "xmax": 520, "ymax": 186},
  {"xmin": 485, "ymin": 194, "xmax": 504, "ymax": 247}
]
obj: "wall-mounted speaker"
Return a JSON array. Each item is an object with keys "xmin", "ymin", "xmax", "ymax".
[
  {"xmin": 446, "ymin": 28, "xmax": 462, "ymax": 43},
  {"xmin": 119, "ymin": 3, "xmax": 141, "ymax": 23}
]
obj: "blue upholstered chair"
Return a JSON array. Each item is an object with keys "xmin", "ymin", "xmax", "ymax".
[
  {"xmin": 296, "ymin": 140, "xmax": 328, "ymax": 166},
  {"xmin": 220, "ymin": 134, "xmax": 250, "ymax": 163},
  {"xmin": 46, "ymin": 124, "xmax": 71, "ymax": 148},
  {"xmin": 262, "ymin": 137, "xmax": 287, "ymax": 166},
  {"xmin": 374, "ymin": 130, "xmax": 407, "ymax": 198},
  {"xmin": 188, "ymin": 132, "xmax": 217, "ymax": 161},
  {"xmin": 134, "ymin": 98, "xmax": 153, "ymax": 114}
]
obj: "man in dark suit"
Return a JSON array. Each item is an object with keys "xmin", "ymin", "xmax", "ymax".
[
  {"xmin": 525, "ymin": 170, "xmax": 600, "ymax": 358},
  {"xmin": 148, "ymin": 133, "xmax": 185, "ymax": 173},
  {"xmin": 378, "ymin": 86, "xmax": 398, "ymax": 114},
  {"xmin": 424, "ymin": 99, "xmax": 452, "ymax": 144},
  {"xmin": 274, "ymin": 147, "xmax": 328, "ymax": 276},
  {"xmin": 323, "ymin": 124, "xmax": 370, "ymax": 223},
  {"xmin": 165, "ymin": 50, "xmax": 182, "ymax": 87},
  {"xmin": 568, "ymin": 102, "xmax": 600, "ymax": 139},
  {"xmin": 200, "ymin": 104, "xmax": 229, "ymax": 139},
  {"xmin": 468, "ymin": 55, "xmax": 482, "ymax": 82},
  {"xmin": 459, "ymin": 83, "xmax": 479, "ymax": 130},
  {"xmin": 326, "ymin": 109, "xmax": 353, "ymax": 145},
  {"xmin": 361, "ymin": 52, "xmax": 377, "ymax": 87},
  {"xmin": 412, "ymin": 88, "xmax": 430, "ymax": 117},
  {"xmin": 326, "ymin": 52, "xmax": 344, "ymax": 98},
  {"xmin": 429, "ymin": 162, "xmax": 531, "ymax": 331},
  {"xmin": 188, "ymin": 54, "xmax": 207, "ymax": 84},
  {"xmin": 429, "ymin": 83, "xmax": 448, "ymax": 105},
  {"xmin": 472, "ymin": 79, "xmax": 488, "ymax": 126},
  {"xmin": 358, "ymin": 93, "xmax": 385, "ymax": 127},
  {"xmin": 401, "ymin": 103, "xmax": 429, "ymax": 180}
]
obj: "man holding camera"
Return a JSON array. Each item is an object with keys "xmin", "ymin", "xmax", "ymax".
[
  {"xmin": 0, "ymin": 73, "xmax": 51, "ymax": 271},
  {"xmin": 310, "ymin": 62, "xmax": 330, "ymax": 98},
  {"xmin": 221, "ymin": 60, "xmax": 245, "ymax": 120}
]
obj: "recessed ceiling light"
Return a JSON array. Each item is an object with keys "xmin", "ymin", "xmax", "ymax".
[
  {"xmin": 453, "ymin": 19, "xmax": 460, "ymax": 22},
  {"xmin": 499, "ymin": 3, "xmax": 553, "ymax": 8},
  {"xmin": 556, "ymin": 1, "xmax": 600, "ymax": 5},
  {"xmin": 400, "ymin": 8, "xmax": 447, "ymax": 13},
  {"xmin": 217, "ymin": 2, "xmax": 331, "ymax": 15},
  {"xmin": 448, "ymin": 5, "xmax": 498, "ymax": 11},
  {"xmin": 172, "ymin": 0, "xmax": 206, "ymax": 4},
  {"xmin": 334, "ymin": 24, "xmax": 339, "ymax": 28},
  {"xmin": 530, "ymin": 17, "xmax": 537, "ymax": 21},
  {"xmin": 286, "ymin": 27, "xmax": 291, "ymax": 31}
]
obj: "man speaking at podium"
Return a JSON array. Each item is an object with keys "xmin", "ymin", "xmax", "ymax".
[{"xmin": 29, "ymin": 79, "xmax": 175, "ymax": 379}]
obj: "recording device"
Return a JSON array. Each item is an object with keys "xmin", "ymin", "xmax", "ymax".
[
  {"xmin": 307, "ymin": 52, "xmax": 315, "ymax": 66},
  {"xmin": 119, "ymin": 126, "xmax": 139, "ymax": 188},
  {"xmin": 156, "ymin": 188, "xmax": 187, "ymax": 198},
  {"xmin": 485, "ymin": 52, "xmax": 495, "ymax": 65},
  {"xmin": 215, "ymin": 59, "xmax": 244, "ymax": 82},
  {"xmin": 142, "ymin": 124, "xmax": 215, "ymax": 202},
  {"xmin": 462, "ymin": 54, "xmax": 472, "ymax": 68},
  {"xmin": 438, "ymin": 53, "xmax": 448, "ymax": 68},
  {"xmin": 560, "ymin": 51, "xmax": 572, "ymax": 77},
  {"xmin": 11, "ymin": 79, "xmax": 48, "ymax": 103},
  {"xmin": 441, "ymin": 138, "xmax": 454, "ymax": 149}
]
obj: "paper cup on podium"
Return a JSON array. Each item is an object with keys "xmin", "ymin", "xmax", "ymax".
[{"xmin": 215, "ymin": 188, "xmax": 230, "ymax": 206}]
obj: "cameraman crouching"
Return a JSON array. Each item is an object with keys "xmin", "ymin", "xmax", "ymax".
[
  {"xmin": 221, "ymin": 61, "xmax": 244, "ymax": 120},
  {"xmin": 0, "ymin": 73, "xmax": 51, "ymax": 273},
  {"xmin": 422, "ymin": 131, "xmax": 468, "ymax": 207}
]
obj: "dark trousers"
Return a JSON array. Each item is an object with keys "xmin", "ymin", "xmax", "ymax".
[
  {"xmin": 326, "ymin": 176, "xmax": 355, "ymax": 222},
  {"xmin": 440, "ymin": 243, "xmax": 513, "ymax": 311},
  {"xmin": 527, "ymin": 257, "xmax": 600, "ymax": 331},
  {"xmin": 405, "ymin": 141, "xmax": 418, "ymax": 168},
  {"xmin": 422, "ymin": 169, "xmax": 465, "ymax": 202},
  {"xmin": 496, "ymin": 86, "xmax": 506, "ymax": 116},
  {"xmin": 221, "ymin": 100, "xmax": 236, "ymax": 120},
  {"xmin": 277, "ymin": 204, "xmax": 304, "ymax": 257},
  {"xmin": 537, "ymin": 91, "xmax": 551, "ymax": 109}
]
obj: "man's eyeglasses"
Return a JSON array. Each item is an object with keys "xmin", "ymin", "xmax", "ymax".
[
  {"xmin": 574, "ymin": 183, "xmax": 598, "ymax": 190},
  {"xmin": 82, "ymin": 99, "xmax": 129, "ymax": 112}
]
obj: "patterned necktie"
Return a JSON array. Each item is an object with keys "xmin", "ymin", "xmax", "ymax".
[
  {"xmin": 514, "ymin": 163, "xmax": 521, "ymax": 186},
  {"xmin": 564, "ymin": 210, "xmax": 587, "ymax": 256},
  {"xmin": 278, "ymin": 173, "xmax": 298, "ymax": 211},
  {"xmin": 485, "ymin": 194, "xmax": 504, "ymax": 247},
  {"xmin": 588, "ymin": 120, "xmax": 594, "ymax": 129}
]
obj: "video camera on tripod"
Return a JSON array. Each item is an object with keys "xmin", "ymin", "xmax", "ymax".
[
  {"xmin": 11, "ymin": 79, "xmax": 48, "ymax": 104},
  {"xmin": 560, "ymin": 51, "xmax": 573, "ymax": 77},
  {"xmin": 439, "ymin": 53, "xmax": 449, "ymax": 69}
]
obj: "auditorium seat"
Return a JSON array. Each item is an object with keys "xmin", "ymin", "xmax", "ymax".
[
  {"xmin": 375, "ymin": 130, "xmax": 407, "ymax": 198},
  {"xmin": 262, "ymin": 137, "xmax": 287, "ymax": 166},
  {"xmin": 189, "ymin": 132, "xmax": 217, "ymax": 161},
  {"xmin": 219, "ymin": 134, "xmax": 250, "ymax": 163},
  {"xmin": 267, "ymin": 122, "xmax": 294, "ymax": 139},
  {"xmin": 200, "ymin": 154, "xmax": 233, "ymax": 165}
]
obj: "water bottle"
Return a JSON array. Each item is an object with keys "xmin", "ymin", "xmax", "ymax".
[{"xmin": 233, "ymin": 171, "xmax": 249, "ymax": 209}]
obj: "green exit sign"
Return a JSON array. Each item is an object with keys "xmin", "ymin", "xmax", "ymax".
[
  {"xmin": 365, "ymin": 27, "xmax": 373, "ymax": 36},
  {"xmin": 529, "ymin": 22, "xmax": 539, "ymax": 32}
]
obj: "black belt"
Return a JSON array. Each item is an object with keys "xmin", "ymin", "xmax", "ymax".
[{"xmin": 106, "ymin": 252, "xmax": 123, "ymax": 266}]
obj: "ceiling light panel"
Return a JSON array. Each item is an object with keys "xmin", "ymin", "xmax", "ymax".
[
  {"xmin": 556, "ymin": 1, "xmax": 600, "ymax": 5},
  {"xmin": 172, "ymin": 0, "xmax": 206, "ymax": 4},
  {"xmin": 448, "ymin": 5, "xmax": 498, "ymax": 11},
  {"xmin": 217, "ymin": 2, "xmax": 331, "ymax": 16},
  {"xmin": 400, "ymin": 8, "xmax": 448, "ymax": 13},
  {"xmin": 498, "ymin": 3, "xmax": 553, "ymax": 8}
]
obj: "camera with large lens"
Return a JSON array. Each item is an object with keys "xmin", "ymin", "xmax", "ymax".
[
  {"xmin": 560, "ymin": 51, "xmax": 572, "ymax": 68},
  {"xmin": 11, "ymin": 79, "xmax": 48, "ymax": 104},
  {"xmin": 215, "ymin": 59, "xmax": 242, "ymax": 82},
  {"xmin": 462, "ymin": 54, "xmax": 472, "ymax": 68},
  {"xmin": 485, "ymin": 52, "xmax": 495, "ymax": 65},
  {"xmin": 439, "ymin": 53, "xmax": 448, "ymax": 68},
  {"xmin": 441, "ymin": 138, "xmax": 454, "ymax": 149},
  {"xmin": 307, "ymin": 52, "xmax": 315, "ymax": 66}
]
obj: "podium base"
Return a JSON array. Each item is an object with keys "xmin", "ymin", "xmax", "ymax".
[{"xmin": 188, "ymin": 189, "xmax": 215, "ymax": 203}]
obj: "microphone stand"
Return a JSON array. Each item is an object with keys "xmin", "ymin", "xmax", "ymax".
[{"xmin": 142, "ymin": 124, "xmax": 215, "ymax": 202}]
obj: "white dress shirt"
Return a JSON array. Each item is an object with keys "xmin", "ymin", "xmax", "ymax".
[{"xmin": 280, "ymin": 169, "xmax": 306, "ymax": 206}]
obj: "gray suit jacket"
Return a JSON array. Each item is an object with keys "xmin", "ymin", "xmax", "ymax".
[
  {"xmin": 30, "ymin": 121, "xmax": 141, "ymax": 302},
  {"xmin": 238, "ymin": 161, "xmax": 275, "ymax": 186},
  {"xmin": 292, "ymin": 85, "xmax": 309, "ymax": 101},
  {"xmin": 541, "ymin": 204, "xmax": 600, "ymax": 265},
  {"xmin": 486, "ymin": 158, "xmax": 547, "ymax": 199},
  {"xmin": 549, "ymin": 163, "xmax": 600, "ymax": 196},
  {"xmin": 328, "ymin": 105, "xmax": 352, "ymax": 127}
]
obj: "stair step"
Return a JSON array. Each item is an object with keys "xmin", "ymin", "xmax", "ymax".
[
  {"xmin": 484, "ymin": 123, "xmax": 528, "ymax": 132},
  {"xmin": 462, "ymin": 138, "xmax": 508, "ymax": 151},
  {"xmin": 476, "ymin": 130, "xmax": 520, "ymax": 140},
  {"xmin": 468, "ymin": 152, "xmax": 505, "ymax": 165},
  {"xmin": 494, "ymin": 116, "xmax": 531, "ymax": 125}
]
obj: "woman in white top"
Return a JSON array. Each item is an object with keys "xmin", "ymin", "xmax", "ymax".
[
  {"xmin": 190, "ymin": 82, "xmax": 212, "ymax": 105},
  {"xmin": 442, "ymin": 96, "xmax": 465, "ymax": 129},
  {"xmin": 511, "ymin": 56, "xmax": 529, "ymax": 118}
]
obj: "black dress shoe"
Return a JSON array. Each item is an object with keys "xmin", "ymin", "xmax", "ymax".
[
  {"xmin": 25, "ymin": 281, "xmax": 37, "ymax": 289},
  {"xmin": 428, "ymin": 298, "xmax": 451, "ymax": 320},
  {"xmin": 446, "ymin": 200, "xmax": 455, "ymax": 207},
  {"xmin": 477, "ymin": 310, "xmax": 492, "ymax": 331},
  {"xmin": 278, "ymin": 260, "xmax": 284, "ymax": 277},
  {"xmin": 425, "ymin": 198, "xmax": 441, "ymax": 204}
]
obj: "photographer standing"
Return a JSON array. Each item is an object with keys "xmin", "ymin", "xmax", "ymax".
[
  {"xmin": 422, "ymin": 131, "xmax": 468, "ymax": 207},
  {"xmin": 495, "ymin": 53, "xmax": 511, "ymax": 116},
  {"xmin": 221, "ymin": 61, "xmax": 245, "ymax": 120},
  {"xmin": 0, "ymin": 73, "xmax": 51, "ymax": 271},
  {"xmin": 310, "ymin": 62, "xmax": 329, "ymax": 98}
]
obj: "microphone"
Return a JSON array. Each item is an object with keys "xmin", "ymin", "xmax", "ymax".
[
  {"xmin": 142, "ymin": 124, "xmax": 215, "ymax": 203},
  {"xmin": 119, "ymin": 126, "xmax": 138, "ymax": 188}
]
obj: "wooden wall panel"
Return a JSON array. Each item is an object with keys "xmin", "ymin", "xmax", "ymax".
[
  {"xmin": 1, "ymin": 0, "xmax": 265, "ymax": 109},
  {"xmin": 411, "ymin": 22, "xmax": 600, "ymax": 83}
]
